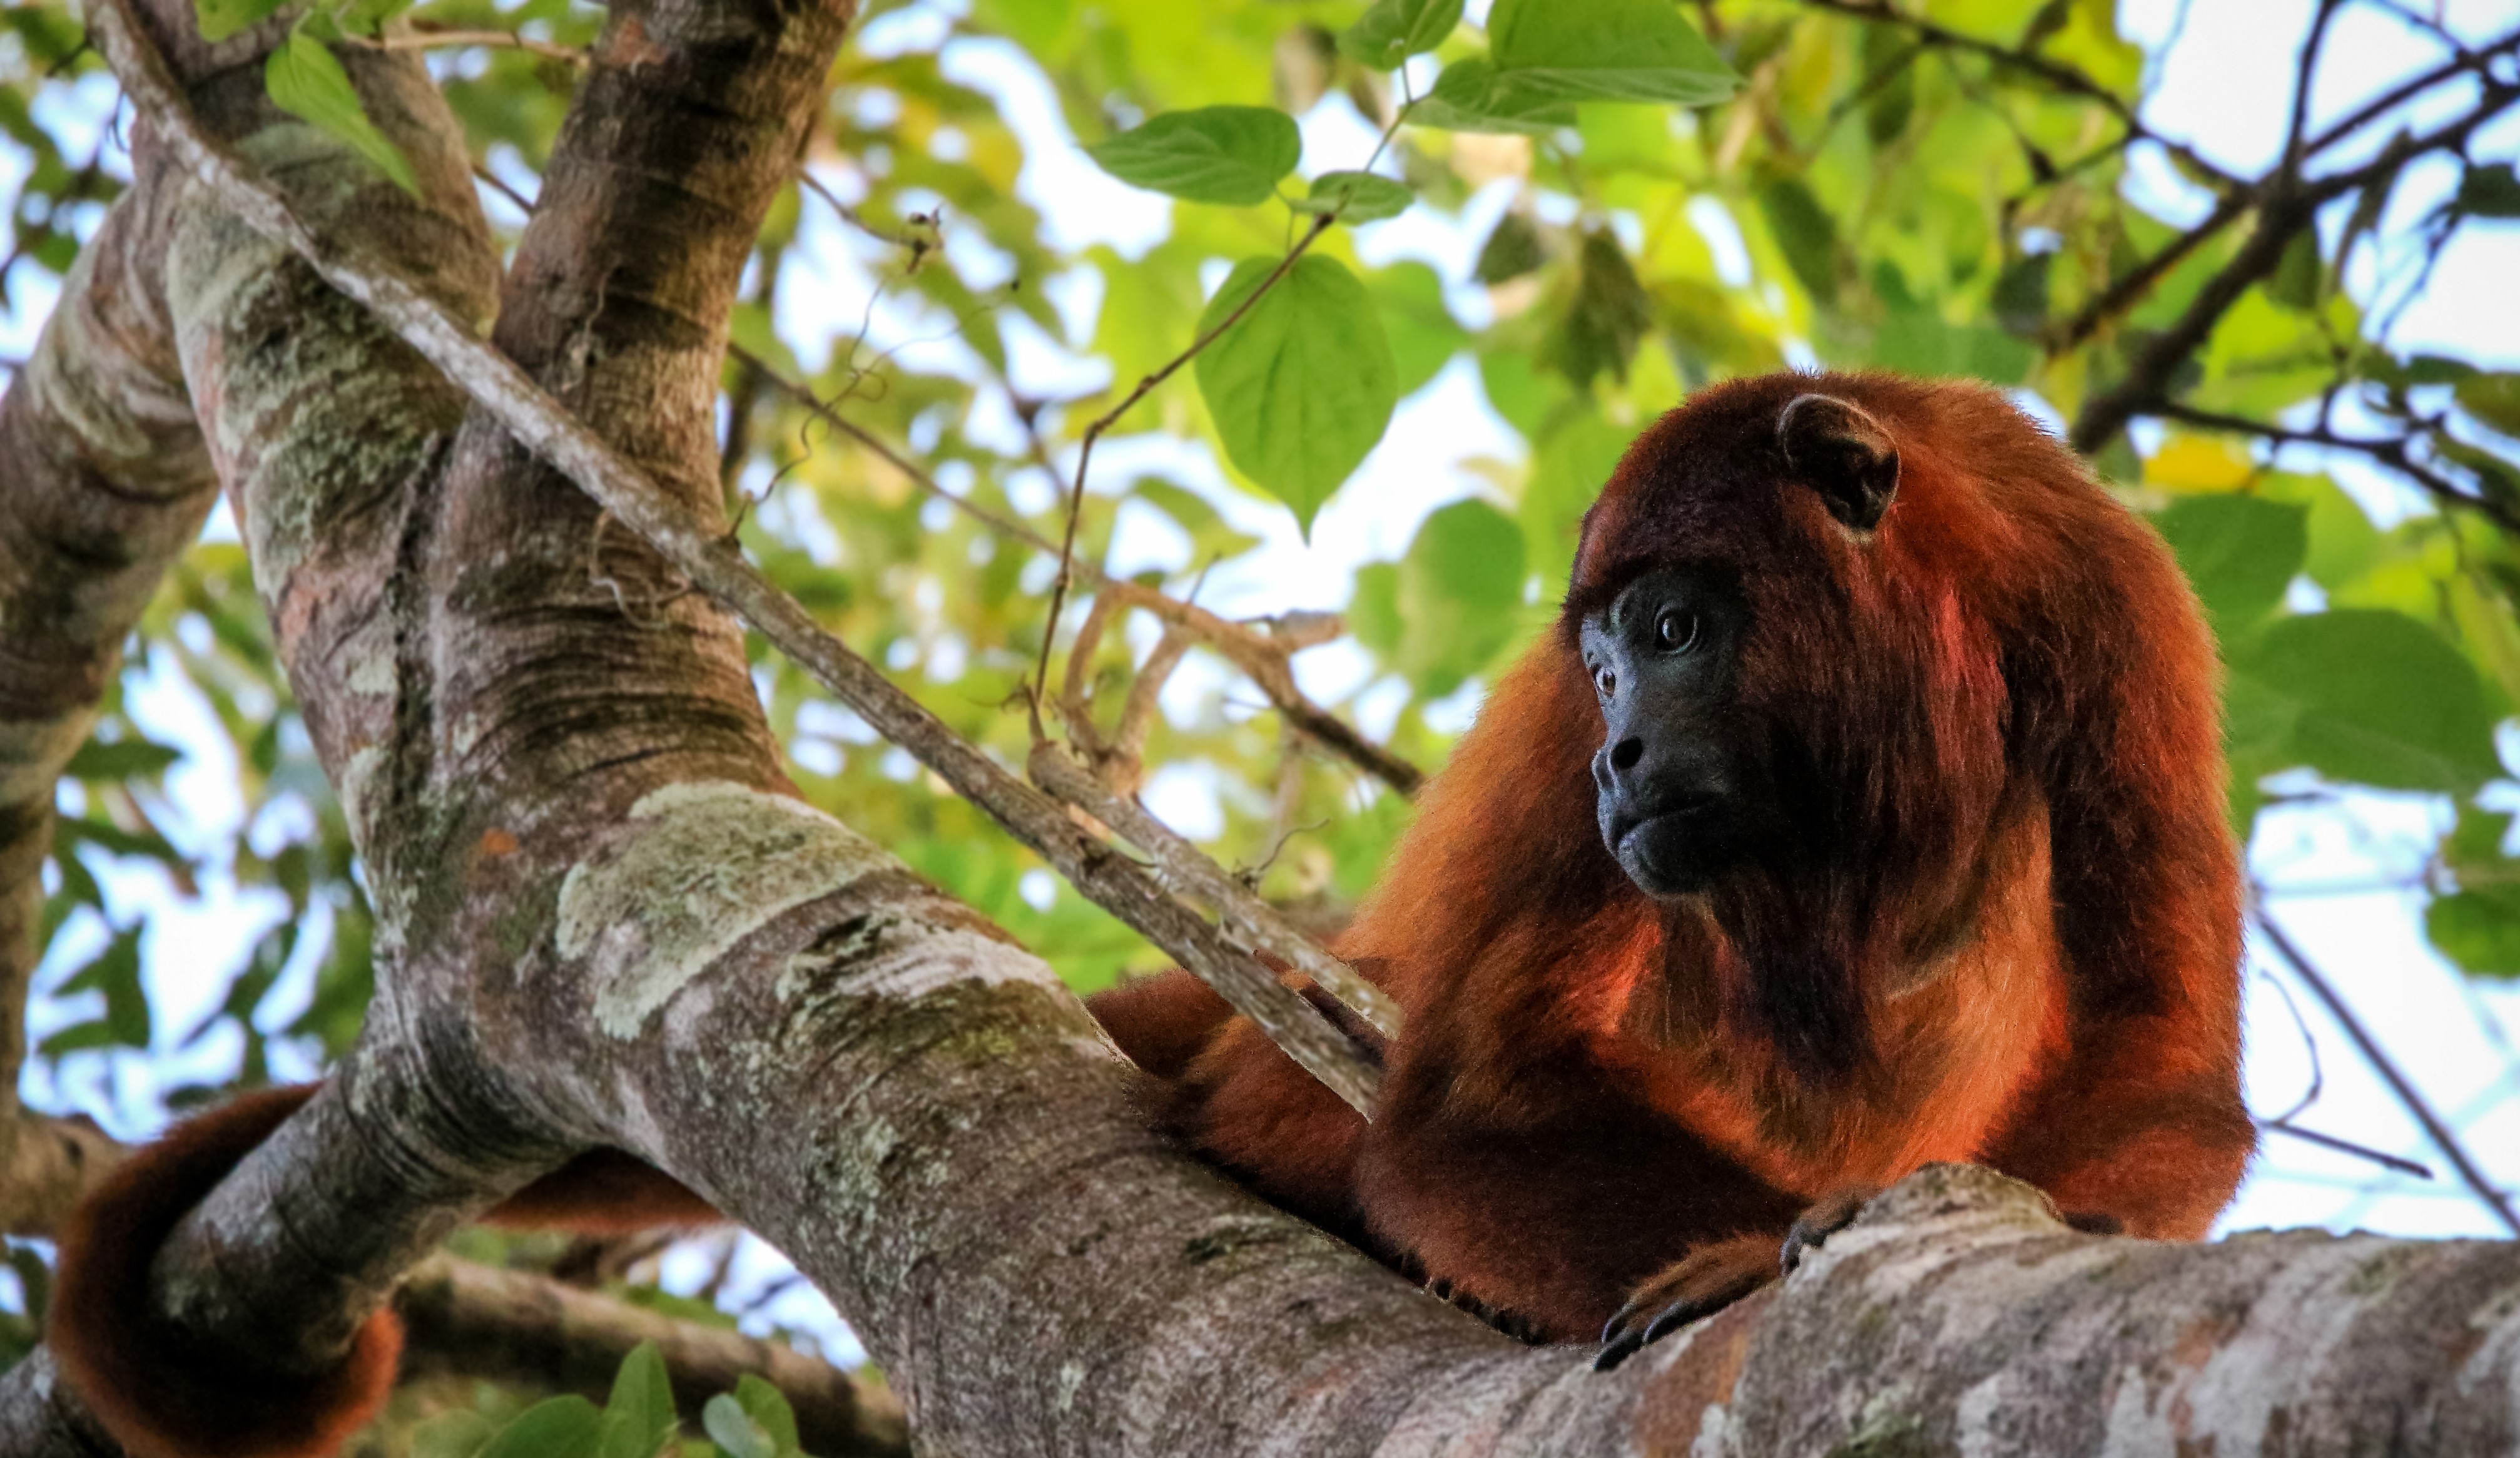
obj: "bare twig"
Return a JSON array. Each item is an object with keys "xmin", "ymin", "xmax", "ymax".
[
  {"xmin": 2283, "ymin": 0, "xmax": 2349, "ymax": 174},
  {"xmin": 795, "ymin": 166, "xmax": 938, "ymax": 262},
  {"xmin": 2302, "ymin": 25, "xmax": 2520, "ymax": 158},
  {"xmin": 89, "ymin": 0, "xmax": 1388, "ymax": 1114},
  {"xmin": 2258, "ymin": 1119, "xmax": 2435, "ymax": 1180},
  {"xmin": 2252, "ymin": 907, "xmax": 2520, "ymax": 1235}
]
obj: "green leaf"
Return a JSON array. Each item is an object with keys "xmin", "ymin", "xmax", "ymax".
[
  {"xmin": 1755, "ymin": 174, "xmax": 1840, "ymax": 306},
  {"xmin": 2153, "ymin": 494, "xmax": 2307, "ymax": 635},
  {"xmin": 1389, "ymin": 499, "xmax": 1528, "ymax": 696},
  {"xmin": 601, "ymin": 1342, "xmax": 676, "ymax": 1458},
  {"xmin": 194, "ymin": 0, "xmax": 287, "ymax": 43},
  {"xmin": 265, "ymin": 24, "xmax": 420, "ymax": 196},
  {"xmin": 2227, "ymin": 609, "xmax": 2502, "ymax": 794},
  {"xmin": 2426, "ymin": 805, "xmax": 2520, "ymax": 979},
  {"xmin": 2267, "ymin": 230, "xmax": 2322, "ymax": 311},
  {"xmin": 58, "ymin": 925, "xmax": 150, "ymax": 1050},
  {"xmin": 733, "ymin": 1377, "xmax": 801, "ymax": 1455},
  {"xmin": 1193, "ymin": 255, "xmax": 1398, "ymax": 536},
  {"xmin": 703, "ymin": 1397, "xmax": 778, "ymax": 1458},
  {"xmin": 2456, "ymin": 374, "xmax": 2520, "ymax": 439},
  {"xmin": 2452, "ymin": 162, "xmax": 2520, "ymax": 220},
  {"xmin": 63, "ymin": 736, "xmax": 183, "ymax": 781},
  {"xmin": 1539, "ymin": 228, "xmax": 1651, "ymax": 388},
  {"xmin": 1366, "ymin": 261, "xmax": 1466, "ymax": 397},
  {"xmin": 477, "ymin": 1397, "xmax": 607, "ymax": 1458},
  {"xmin": 1083, "ymin": 106, "xmax": 1299, "ymax": 206},
  {"xmin": 1410, "ymin": 58, "xmax": 1578, "ymax": 135},
  {"xmin": 1291, "ymin": 170, "xmax": 1414, "ymax": 223},
  {"xmin": 1472, "ymin": 211, "xmax": 1546, "ymax": 285},
  {"xmin": 337, "ymin": 0, "xmax": 417, "ymax": 37},
  {"xmin": 1336, "ymin": 0, "xmax": 1461, "ymax": 69},
  {"xmin": 1485, "ymin": 0, "xmax": 1740, "ymax": 105}
]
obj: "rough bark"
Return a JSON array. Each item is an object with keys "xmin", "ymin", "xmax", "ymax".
[{"xmin": 1, "ymin": 1, "xmax": 2516, "ymax": 1455}]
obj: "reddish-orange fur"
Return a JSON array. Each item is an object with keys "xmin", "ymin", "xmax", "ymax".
[
  {"xmin": 1092, "ymin": 370, "xmax": 2252, "ymax": 1342},
  {"xmin": 51, "ymin": 1083, "xmax": 717, "ymax": 1458}
]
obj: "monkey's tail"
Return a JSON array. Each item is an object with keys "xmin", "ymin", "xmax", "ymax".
[{"xmin": 49, "ymin": 1083, "xmax": 718, "ymax": 1458}]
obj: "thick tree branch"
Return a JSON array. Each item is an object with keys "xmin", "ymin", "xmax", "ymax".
[{"xmin": 0, "ymin": 175, "xmax": 216, "ymax": 1200}]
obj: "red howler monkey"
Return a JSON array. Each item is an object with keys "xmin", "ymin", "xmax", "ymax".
[
  {"xmin": 1090, "ymin": 370, "xmax": 2252, "ymax": 1367},
  {"xmin": 49, "ymin": 369, "xmax": 2248, "ymax": 1457}
]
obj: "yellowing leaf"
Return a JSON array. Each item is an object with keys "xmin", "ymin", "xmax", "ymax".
[{"xmin": 2144, "ymin": 434, "xmax": 2255, "ymax": 493}]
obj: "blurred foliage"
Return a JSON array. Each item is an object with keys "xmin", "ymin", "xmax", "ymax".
[{"xmin": 4, "ymin": 0, "xmax": 2520, "ymax": 1425}]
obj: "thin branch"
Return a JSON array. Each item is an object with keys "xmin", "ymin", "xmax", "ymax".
[
  {"xmin": 2302, "ymin": 24, "xmax": 2520, "ymax": 158},
  {"xmin": 397, "ymin": 1255, "xmax": 909, "ymax": 1458},
  {"xmin": 2284, "ymin": 0, "xmax": 2349, "ymax": 174},
  {"xmin": 2053, "ymin": 183, "xmax": 2250, "ymax": 352},
  {"xmin": 1030, "ymin": 742, "xmax": 1401, "ymax": 1042},
  {"xmin": 723, "ymin": 342, "xmax": 1426, "ymax": 797},
  {"xmin": 2252, "ymin": 906, "xmax": 2520, "ymax": 1235},
  {"xmin": 343, "ymin": 26, "xmax": 585, "ymax": 66},
  {"xmin": 2150, "ymin": 400, "xmax": 2520, "ymax": 535},
  {"xmin": 795, "ymin": 166, "xmax": 938, "ymax": 260},
  {"xmin": 2070, "ymin": 73, "xmax": 2520, "ymax": 454},
  {"xmin": 88, "ymin": 0, "xmax": 1388, "ymax": 1114},
  {"xmin": 2258, "ymin": 1119, "xmax": 2435, "ymax": 1180}
]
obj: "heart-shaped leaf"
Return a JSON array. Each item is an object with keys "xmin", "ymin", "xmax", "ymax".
[{"xmin": 1194, "ymin": 255, "xmax": 1397, "ymax": 536}]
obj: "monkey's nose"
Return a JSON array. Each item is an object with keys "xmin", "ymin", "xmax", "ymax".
[{"xmin": 1595, "ymin": 737, "xmax": 1645, "ymax": 797}]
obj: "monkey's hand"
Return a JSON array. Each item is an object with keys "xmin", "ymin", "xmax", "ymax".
[{"xmin": 1593, "ymin": 1184, "xmax": 1880, "ymax": 1372}]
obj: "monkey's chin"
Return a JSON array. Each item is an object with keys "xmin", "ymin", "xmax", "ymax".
[{"xmin": 1612, "ymin": 808, "xmax": 1728, "ymax": 899}]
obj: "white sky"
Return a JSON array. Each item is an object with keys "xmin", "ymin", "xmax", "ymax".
[{"xmin": 9, "ymin": 0, "xmax": 2520, "ymax": 1356}]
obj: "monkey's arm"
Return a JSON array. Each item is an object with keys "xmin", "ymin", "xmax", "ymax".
[{"xmin": 1976, "ymin": 1005, "xmax": 2255, "ymax": 1240}]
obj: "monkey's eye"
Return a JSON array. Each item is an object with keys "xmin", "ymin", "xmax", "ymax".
[
  {"xmin": 1654, "ymin": 609, "xmax": 1700, "ymax": 654},
  {"xmin": 1593, "ymin": 663, "xmax": 1617, "ymax": 698}
]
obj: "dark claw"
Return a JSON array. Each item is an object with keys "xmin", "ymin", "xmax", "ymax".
[{"xmin": 1593, "ymin": 1329, "xmax": 1648, "ymax": 1372}]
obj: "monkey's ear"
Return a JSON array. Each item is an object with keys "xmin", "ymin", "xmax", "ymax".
[{"xmin": 1778, "ymin": 394, "xmax": 1899, "ymax": 532}]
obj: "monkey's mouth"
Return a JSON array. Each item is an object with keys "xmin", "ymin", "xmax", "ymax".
[{"xmin": 1606, "ymin": 796, "xmax": 1727, "ymax": 897}]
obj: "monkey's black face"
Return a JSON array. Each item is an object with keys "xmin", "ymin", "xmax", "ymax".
[{"xmin": 1581, "ymin": 568, "xmax": 1752, "ymax": 899}]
